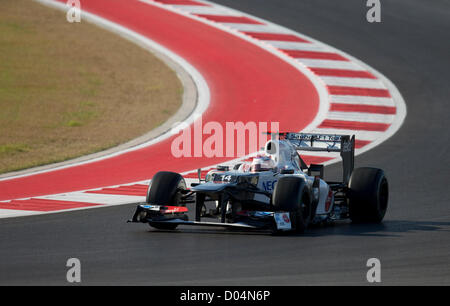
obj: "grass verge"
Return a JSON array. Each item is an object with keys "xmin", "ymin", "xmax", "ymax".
[{"xmin": 0, "ymin": 0, "xmax": 182, "ymax": 174}]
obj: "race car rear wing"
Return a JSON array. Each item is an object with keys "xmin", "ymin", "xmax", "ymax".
[{"xmin": 271, "ymin": 132, "xmax": 355, "ymax": 184}]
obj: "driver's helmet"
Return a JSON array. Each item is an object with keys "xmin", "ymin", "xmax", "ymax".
[{"xmin": 250, "ymin": 154, "xmax": 276, "ymax": 172}]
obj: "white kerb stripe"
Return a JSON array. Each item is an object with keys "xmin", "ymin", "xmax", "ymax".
[
  {"xmin": 320, "ymin": 76, "xmax": 387, "ymax": 89},
  {"xmin": 300, "ymin": 152, "xmax": 341, "ymax": 158},
  {"xmin": 170, "ymin": 5, "xmax": 240, "ymax": 16},
  {"xmin": 326, "ymin": 111, "xmax": 395, "ymax": 124},
  {"xmin": 297, "ymin": 58, "xmax": 364, "ymax": 70},
  {"xmin": 222, "ymin": 23, "xmax": 289, "ymax": 34},
  {"xmin": 37, "ymin": 192, "xmax": 145, "ymax": 205},
  {"xmin": 330, "ymin": 95, "xmax": 395, "ymax": 106},
  {"xmin": 264, "ymin": 41, "xmax": 324, "ymax": 51},
  {"xmin": 309, "ymin": 128, "xmax": 385, "ymax": 141}
]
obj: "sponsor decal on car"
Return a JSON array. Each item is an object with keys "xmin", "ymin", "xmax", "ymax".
[
  {"xmin": 274, "ymin": 212, "xmax": 291, "ymax": 230},
  {"xmin": 262, "ymin": 180, "xmax": 277, "ymax": 192}
]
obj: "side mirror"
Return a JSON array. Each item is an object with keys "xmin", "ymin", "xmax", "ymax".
[
  {"xmin": 197, "ymin": 168, "xmax": 202, "ymax": 182},
  {"xmin": 265, "ymin": 140, "xmax": 277, "ymax": 155},
  {"xmin": 308, "ymin": 164, "xmax": 324, "ymax": 179}
]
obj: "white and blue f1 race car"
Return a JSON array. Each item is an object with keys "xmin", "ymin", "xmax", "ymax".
[{"xmin": 128, "ymin": 132, "xmax": 389, "ymax": 234}]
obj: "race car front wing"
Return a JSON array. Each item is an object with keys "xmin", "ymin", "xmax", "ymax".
[{"xmin": 128, "ymin": 204, "xmax": 293, "ymax": 231}]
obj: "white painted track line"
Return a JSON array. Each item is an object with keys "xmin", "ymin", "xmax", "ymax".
[
  {"xmin": 36, "ymin": 193, "xmax": 145, "ymax": 205},
  {"xmin": 0, "ymin": 209, "xmax": 40, "ymax": 218}
]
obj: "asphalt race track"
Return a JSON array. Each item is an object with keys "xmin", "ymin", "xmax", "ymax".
[{"xmin": 0, "ymin": 0, "xmax": 449, "ymax": 285}]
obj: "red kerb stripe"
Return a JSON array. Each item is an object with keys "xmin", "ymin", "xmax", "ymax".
[
  {"xmin": 86, "ymin": 190, "xmax": 147, "ymax": 196},
  {"xmin": 319, "ymin": 120, "xmax": 391, "ymax": 131},
  {"xmin": 183, "ymin": 170, "xmax": 212, "ymax": 179},
  {"xmin": 154, "ymin": 0, "xmax": 210, "ymax": 6},
  {"xmin": 301, "ymin": 156, "xmax": 333, "ymax": 165},
  {"xmin": 330, "ymin": 103, "xmax": 397, "ymax": 114},
  {"xmin": 86, "ymin": 184, "xmax": 148, "ymax": 196},
  {"xmin": 0, "ymin": 199, "xmax": 101, "ymax": 212},
  {"xmin": 194, "ymin": 15, "xmax": 264, "ymax": 24},
  {"xmin": 282, "ymin": 50, "xmax": 348, "ymax": 61},
  {"xmin": 355, "ymin": 139, "xmax": 372, "ymax": 149},
  {"xmin": 328, "ymin": 86, "xmax": 391, "ymax": 97},
  {"xmin": 243, "ymin": 32, "xmax": 309, "ymax": 42},
  {"xmin": 310, "ymin": 68, "xmax": 375, "ymax": 78}
]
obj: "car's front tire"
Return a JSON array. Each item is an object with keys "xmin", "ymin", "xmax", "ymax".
[
  {"xmin": 272, "ymin": 176, "xmax": 312, "ymax": 233},
  {"xmin": 146, "ymin": 171, "xmax": 186, "ymax": 205},
  {"xmin": 146, "ymin": 171, "xmax": 187, "ymax": 230}
]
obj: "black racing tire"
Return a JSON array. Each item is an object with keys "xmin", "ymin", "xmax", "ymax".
[
  {"xmin": 146, "ymin": 171, "xmax": 186, "ymax": 205},
  {"xmin": 348, "ymin": 167, "xmax": 389, "ymax": 223},
  {"xmin": 146, "ymin": 171, "xmax": 186, "ymax": 230},
  {"xmin": 272, "ymin": 176, "xmax": 312, "ymax": 233},
  {"xmin": 150, "ymin": 223, "xmax": 179, "ymax": 230}
]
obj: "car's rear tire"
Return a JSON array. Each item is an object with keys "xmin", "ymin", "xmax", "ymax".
[
  {"xmin": 146, "ymin": 171, "xmax": 187, "ymax": 230},
  {"xmin": 348, "ymin": 167, "xmax": 389, "ymax": 223},
  {"xmin": 272, "ymin": 176, "xmax": 312, "ymax": 233}
]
